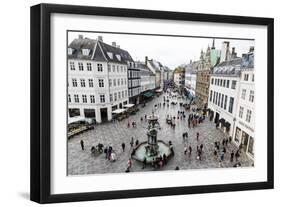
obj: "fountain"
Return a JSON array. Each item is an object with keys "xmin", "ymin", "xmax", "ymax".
[{"xmin": 132, "ymin": 112, "xmax": 173, "ymax": 164}]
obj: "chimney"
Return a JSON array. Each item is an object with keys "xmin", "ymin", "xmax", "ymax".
[
  {"xmin": 78, "ymin": 35, "xmax": 83, "ymax": 39},
  {"xmin": 249, "ymin": 46, "xmax": 254, "ymax": 52},
  {"xmin": 97, "ymin": 36, "xmax": 103, "ymax": 42},
  {"xmin": 145, "ymin": 56, "xmax": 148, "ymax": 66},
  {"xmin": 232, "ymin": 47, "xmax": 235, "ymax": 54},
  {"xmin": 112, "ymin": 42, "xmax": 116, "ymax": 47}
]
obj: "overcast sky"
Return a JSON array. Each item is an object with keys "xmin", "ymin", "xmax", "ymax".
[{"xmin": 68, "ymin": 31, "xmax": 254, "ymax": 69}]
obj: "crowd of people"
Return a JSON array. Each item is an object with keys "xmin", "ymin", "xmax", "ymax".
[{"xmin": 76, "ymin": 90, "xmax": 247, "ymax": 173}]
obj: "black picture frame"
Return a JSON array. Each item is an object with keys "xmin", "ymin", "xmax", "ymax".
[{"xmin": 30, "ymin": 3, "xmax": 274, "ymax": 204}]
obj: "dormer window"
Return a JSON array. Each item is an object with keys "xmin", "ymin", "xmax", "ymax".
[
  {"xmin": 116, "ymin": 54, "xmax": 121, "ymax": 61},
  {"xmin": 82, "ymin": 49, "xmax": 90, "ymax": 56},
  {"xmin": 68, "ymin": 48, "xmax": 73, "ymax": 55},
  {"xmin": 107, "ymin": 52, "xmax": 113, "ymax": 59}
]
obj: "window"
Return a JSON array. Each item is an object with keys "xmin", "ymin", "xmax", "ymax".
[
  {"xmin": 117, "ymin": 65, "xmax": 119, "ymax": 72},
  {"xmin": 109, "ymin": 79, "xmax": 112, "ymax": 87},
  {"xmin": 220, "ymin": 79, "xmax": 223, "ymax": 86},
  {"xmin": 228, "ymin": 97, "xmax": 234, "ymax": 113},
  {"xmin": 120, "ymin": 66, "xmax": 123, "ymax": 72},
  {"xmin": 112, "ymin": 65, "xmax": 115, "ymax": 72},
  {"xmin": 86, "ymin": 63, "xmax": 92, "ymax": 71},
  {"xmin": 88, "ymin": 79, "xmax": 93, "ymax": 87},
  {"xmin": 241, "ymin": 89, "xmax": 246, "ymax": 100},
  {"xmin": 110, "ymin": 94, "xmax": 113, "ymax": 102},
  {"xmin": 121, "ymin": 79, "xmax": 124, "ymax": 85},
  {"xmin": 117, "ymin": 79, "xmax": 120, "ymax": 86},
  {"xmin": 246, "ymin": 109, "xmax": 252, "ymax": 122},
  {"xmin": 211, "ymin": 78, "xmax": 214, "ymax": 85},
  {"xmin": 249, "ymin": 90, "xmax": 254, "ymax": 102},
  {"xmin": 215, "ymin": 92, "xmax": 218, "ymax": 105},
  {"xmin": 98, "ymin": 79, "xmax": 104, "ymax": 87},
  {"xmin": 224, "ymin": 95, "xmax": 228, "ymax": 110},
  {"xmin": 125, "ymin": 90, "xmax": 127, "ymax": 97},
  {"xmin": 108, "ymin": 64, "xmax": 111, "ymax": 72},
  {"xmin": 122, "ymin": 91, "xmax": 124, "ymax": 98},
  {"xmin": 118, "ymin": 92, "xmax": 121, "ymax": 99},
  {"xmin": 244, "ymin": 74, "xmax": 249, "ymax": 81},
  {"xmin": 90, "ymin": 95, "xmax": 95, "ymax": 103},
  {"xmin": 209, "ymin": 90, "xmax": 213, "ymax": 102},
  {"xmin": 72, "ymin": 78, "xmax": 77, "ymax": 87},
  {"xmin": 239, "ymin": 106, "xmax": 244, "ymax": 118},
  {"xmin": 69, "ymin": 108, "xmax": 80, "ymax": 117},
  {"xmin": 218, "ymin": 93, "xmax": 221, "ymax": 106},
  {"xmin": 124, "ymin": 79, "xmax": 127, "ymax": 85},
  {"xmin": 226, "ymin": 80, "xmax": 230, "ymax": 88},
  {"xmin": 231, "ymin": 80, "xmax": 237, "ymax": 89},
  {"xmin": 70, "ymin": 62, "xmax": 75, "ymax": 70},
  {"xmin": 223, "ymin": 80, "xmax": 226, "ymax": 87},
  {"xmin": 78, "ymin": 62, "xmax": 83, "ymax": 71},
  {"xmin": 82, "ymin": 95, "xmax": 87, "ymax": 103},
  {"xmin": 248, "ymin": 137, "xmax": 254, "ymax": 155},
  {"xmin": 252, "ymin": 74, "xmax": 255, "ymax": 82},
  {"xmin": 68, "ymin": 94, "xmax": 71, "ymax": 102},
  {"xmin": 221, "ymin": 94, "xmax": 224, "ymax": 108},
  {"xmin": 100, "ymin": 94, "xmax": 105, "ymax": 103},
  {"xmin": 97, "ymin": 63, "xmax": 103, "ymax": 72},
  {"xmin": 114, "ymin": 93, "xmax": 117, "ymax": 101},
  {"xmin": 113, "ymin": 79, "xmax": 116, "ymax": 86},
  {"xmin": 74, "ymin": 94, "xmax": 79, "ymax": 103},
  {"xmin": 80, "ymin": 79, "xmax": 86, "ymax": 87}
]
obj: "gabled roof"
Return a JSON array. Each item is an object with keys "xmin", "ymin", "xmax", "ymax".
[
  {"xmin": 136, "ymin": 61, "xmax": 155, "ymax": 76},
  {"xmin": 68, "ymin": 36, "xmax": 134, "ymax": 63},
  {"xmin": 212, "ymin": 57, "xmax": 242, "ymax": 76}
]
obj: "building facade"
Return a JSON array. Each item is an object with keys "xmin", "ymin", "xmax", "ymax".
[
  {"xmin": 127, "ymin": 62, "xmax": 141, "ymax": 104},
  {"xmin": 173, "ymin": 67, "xmax": 185, "ymax": 89},
  {"xmin": 67, "ymin": 35, "xmax": 132, "ymax": 123},
  {"xmin": 208, "ymin": 58, "xmax": 242, "ymax": 137},
  {"xmin": 184, "ymin": 61, "xmax": 198, "ymax": 98},
  {"xmin": 233, "ymin": 49, "xmax": 255, "ymax": 159},
  {"xmin": 195, "ymin": 40, "xmax": 219, "ymax": 109}
]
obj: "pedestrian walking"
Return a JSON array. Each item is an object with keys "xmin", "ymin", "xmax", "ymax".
[
  {"xmin": 135, "ymin": 139, "xmax": 139, "ymax": 146},
  {"xmin": 184, "ymin": 146, "xmax": 188, "ymax": 155},
  {"xmin": 142, "ymin": 157, "xmax": 147, "ymax": 169},
  {"xmin": 121, "ymin": 142, "xmax": 125, "ymax": 152},
  {"xmin": 80, "ymin": 140, "xmax": 84, "ymax": 150},
  {"xmin": 220, "ymin": 152, "xmax": 225, "ymax": 161},
  {"xmin": 225, "ymin": 138, "xmax": 229, "ymax": 146},
  {"xmin": 188, "ymin": 146, "xmax": 192, "ymax": 156},
  {"xmin": 196, "ymin": 132, "xmax": 199, "ymax": 141},
  {"xmin": 235, "ymin": 150, "xmax": 240, "ymax": 161},
  {"xmin": 230, "ymin": 150, "xmax": 234, "ymax": 162},
  {"xmin": 130, "ymin": 137, "xmax": 134, "ymax": 148},
  {"xmin": 127, "ymin": 158, "xmax": 132, "ymax": 169}
]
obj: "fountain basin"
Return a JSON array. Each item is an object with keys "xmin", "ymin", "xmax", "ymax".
[{"xmin": 132, "ymin": 140, "xmax": 173, "ymax": 163}]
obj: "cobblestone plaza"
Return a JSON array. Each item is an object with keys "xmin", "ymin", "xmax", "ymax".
[{"xmin": 67, "ymin": 93, "xmax": 253, "ymax": 175}]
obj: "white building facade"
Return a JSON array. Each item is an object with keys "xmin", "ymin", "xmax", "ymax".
[
  {"xmin": 68, "ymin": 35, "xmax": 131, "ymax": 123},
  {"xmin": 208, "ymin": 58, "xmax": 242, "ymax": 137},
  {"xmin": 233, "ymin": 50, "xmax": 255, "ymax": 159}
]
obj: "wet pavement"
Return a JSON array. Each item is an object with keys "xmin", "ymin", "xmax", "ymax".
[{"xmin": 67, "ymin": 93, "xmax": 254, "ymax": 175}]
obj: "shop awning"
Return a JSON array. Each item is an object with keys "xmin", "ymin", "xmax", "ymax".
[
  {"xmin": 112, "ymin": 109, "xmax": 126, "ymax": 114},
  {"xmin": 123, "ymin": 104, "xmax": 135, "ymax": 108},
  {"xmin": 68, "ymin": 116, "xmax": 85, "ymax": 124},
  {"xmin": 225, "ymin": 122, "xmax": 231, "ymax": 129},
  {"xmin": 156, "ymin": 89, "xmax": 163, "ymax": 93},
  {"xmin": 219, "ymin": 118, "xmax": 226, "ymax": 125},
  {"xmin": 143, "ymin": 92, "xmax": 154, "ymax": 98}
]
